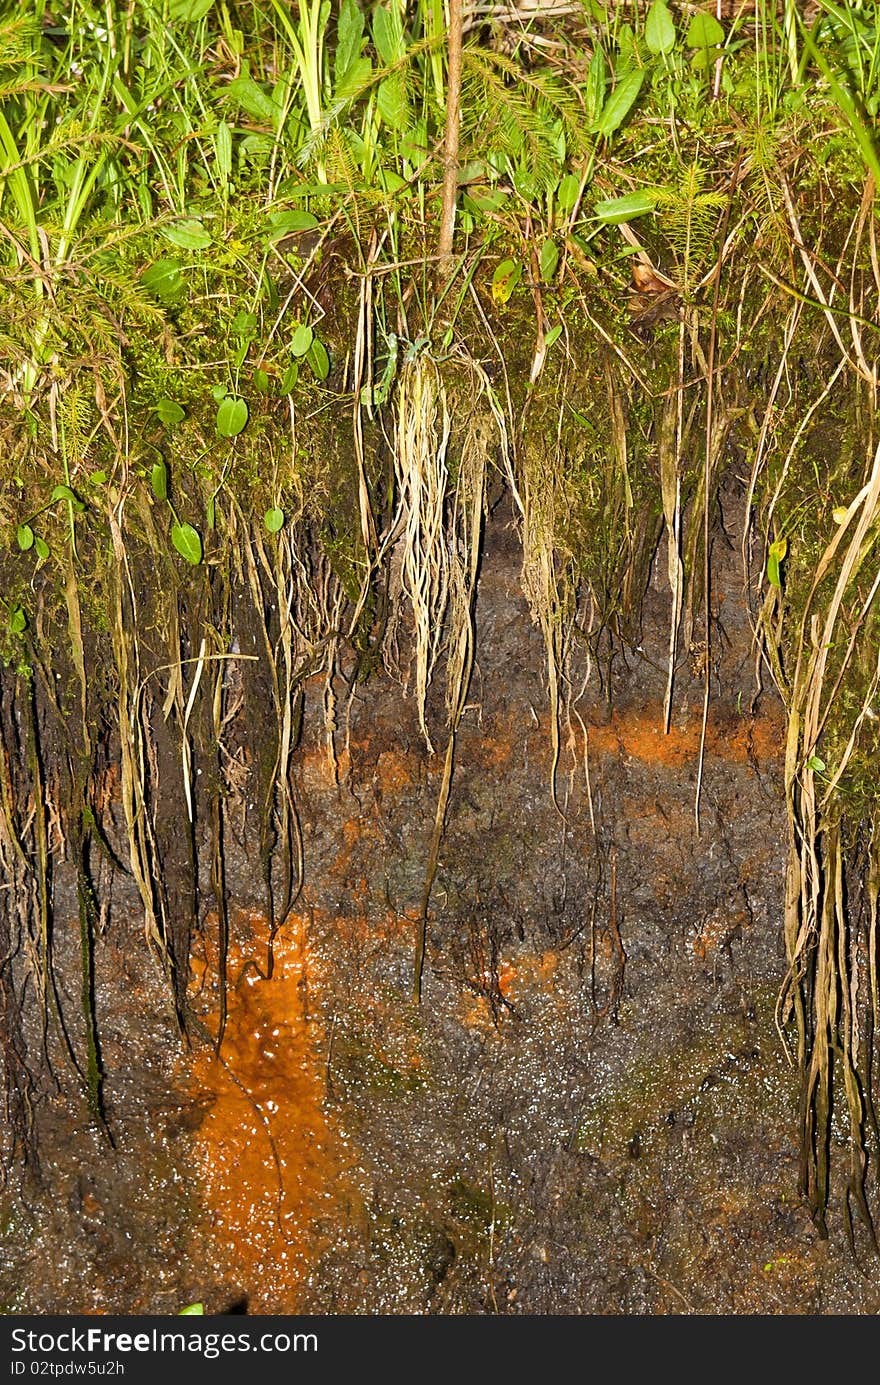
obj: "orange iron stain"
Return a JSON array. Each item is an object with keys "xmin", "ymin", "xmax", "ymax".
[{"xmin": 187, "ymin": 909, "xmax": 339, "ymax": 1313}]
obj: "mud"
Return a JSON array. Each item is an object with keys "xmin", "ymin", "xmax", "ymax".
[{"xmin": 2, "ymin": 483, "xmax": 879, "ymax": 1315}]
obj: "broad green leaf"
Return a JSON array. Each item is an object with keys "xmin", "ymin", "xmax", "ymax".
[
  {"xmin": 539, "ymin": 239, "xmax": 559, "ymax": 283},
  {"xmin": 141, "ymin": 259, "xmax": 184, "ymax": 304},
  {"xmin": 336, "ymin": 0, "xmax": 365, "ymax": 85},
  {"xmin": 171, "ymin": 522, "xmax": 202, "ymax": 565},
  {"xmin": 592, "ymin": 190, "xmax": 657, "ymax": 223},
  {"xmin": 594, "ymin": 67, "xmax": 645, "ymax": 139},
  {"xmin": 264, "ymin": 507, "xmax": 285, "ymax": 533},
  {"xmin": 806, "ymin": 755, "xmax": 826, "ymax": 773},
  {"xmin": 211, "ymin": 383, "xmax": 229, "ymax": 402},
  {"xmin": 9, "ymin": 605, "xmax": 26, "ymax": 634},
  {"xmin": 155, "ymin": 399, "xmax": 186, "ymax": 427},
  {"xmin": 150, "ymin": 461, "xmax": 168, "ymax": 501},
  {"xmin": 266, "ymin": 210, "xmax": 318, "ymax": 240},
  {"xmin": 50, "ymin": 483, "xmax": 77, "ymax": 504},
  {"xmin": 767, "ymin": 536, "xmax": 787, "ymax": 589},
  {"xmin": 491, "ymin": 258, "xmax": 523, "ymax": 305},
  {"xmin": 513, "ymin": 167, "xmax": 538, "ymax": 201},
  {"xmin": 16, "ymin": 523, "xmax": 34, "ymax": 551},
  {"xmin": 556, "ymin": 173, "xmax": 581, "ymax": 212},
  {"xmin": 378, "ymin": 167, "xmax": 408, "ymax": 194},
  {"xmin": 291, "ymin": 323, "xmax": 314, "ymax": 357},
  {"xmin": 90, "ymin": 470, "xmax": 108, "ymax": 485},
  {"xmin": 216, "ymin": 396, "xmax": 249, "ymax": 437},
  {"xmin": 163, "ymin": 219, "xmax": 212, "ymax": 251},
  {"xmin": 585, "ymin": 46, "xmax": 607, "ymax": 126},
  {"xmin": 226, "ymin": 72, "xmax": 278, "ymax": 123},
  {"xmin": 253, "ymin": 367, "xmax": 270, "ymax": 394},
  {"xmin": 464, "ymin": 187, "xmax": 507, "ymax": 213},
  {"xmin": 373, "ymin": 4, "xmax": 405, "ymax": 64},
  {"xmin": 232, "ymin": 310, "xmax": 257, "ymax": 336},
  {"xmin": 335, "ymin": 55, "xmax": 372, "ymax": 100},
  {"xmin": 34, "ymin": 535, "xmax": 49, "ymax": 561},
  {"xmin": 306, "ymin": 338, "xmax": 330, "ymax": 380},
  {"xmin": 377, "ymin": 74, "xmax": 408, "ymax": 131},
  {"xmin": 239, "ymin": 132, "xmax": 274, "ymax": 159},
  {"xmin": 545, "ymin": 324, "xmax": 563, "ymax": 349},
  {"xmin": 645, "ymin": 0, "xmax": 676, "ymax": 55},
  {"xmin": 686, "ymin": 12, "xmax": 724, "ymax": 47},
  {"xmin": 177, "ymin": 1303, "xmax": 205, "ymax": 1315},
  {"xmin": 168, "ymin": 0, "xmax": 214, "ymax": 19},
  {"xmin": 280, "ymin": 360, "xmax": 300, "ymax": 393}
]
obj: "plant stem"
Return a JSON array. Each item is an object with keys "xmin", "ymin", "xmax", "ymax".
[{"xmin": 437, "ymin": 0, "xmax": 462, "ymax": 280}]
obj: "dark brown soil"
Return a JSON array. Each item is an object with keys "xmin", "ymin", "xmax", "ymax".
[{"xmin": 2, "ymin": 483, "xmax": 879, "ymax": 1315}]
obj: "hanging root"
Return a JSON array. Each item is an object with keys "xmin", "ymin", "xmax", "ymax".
[
  {"xmin": 403, "ymin": 355, "xmax": 494, "ymax": 1002},
  {"xmin": 771, "ymin": 426, "xmax": 880, "ymax": 1247}
]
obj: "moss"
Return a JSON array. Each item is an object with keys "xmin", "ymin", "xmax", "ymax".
[
  {"xmin": 331, "ymin": 1032, "xmax": 427, "ymax": 1098},
  {"xmin": 576, "ymin": 988, "xmax": 793, "ymax": 1165}
]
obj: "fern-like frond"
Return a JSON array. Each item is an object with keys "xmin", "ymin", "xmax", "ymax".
[
  {"xmin": 464, "ymin": 45, "xmax": 591, "ymax": 155},
  {"xmin": 652, "ymin": 162, "xmax": 727, "ymax": 288},
  {"xmin": 459, "ymin": 46, "xmax": 589, "ymax": 197},
  {"xmin": 0, "ymin": 15, "xmax": 40, "ymax": 70}
]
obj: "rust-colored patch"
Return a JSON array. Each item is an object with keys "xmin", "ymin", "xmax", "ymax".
[
  {"xmin": 458, "ymin": 705, "xmax": 782, "ymax": 779},
  {"xmin": 688, "ymin": 909, "xmax": 750, "ymax": 962},
  {"xmin": 187, "ymin": 909, "xmax": 340, "ymax": 1313},
  {"xmin": 376, "ymin": 749, "xmax": 422, "ymax": 794},
  {"xmin": 586, "ymin": 708, "xmax": 784, "ymax": 768}
]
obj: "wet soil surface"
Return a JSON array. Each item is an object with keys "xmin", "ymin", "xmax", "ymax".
[{"xmin": 3, "ymin": 491, "xmax": 880, "ymax": 1314}]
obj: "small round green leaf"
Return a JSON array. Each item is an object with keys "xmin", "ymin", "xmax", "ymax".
[
  {"xmin": 645, "ymin": 0, "xmax": 676, "ymax": 55},
  {"xmin": 177, "ymin": 1302, "xmax": 205, "ymax": 1315},
  {"xmin": 151, "ymin": 461, "xmax": 168, "ymax": 501},
  {"xmin": 171, "ymin": 522, "xmax": 203, "ymax": 565},
  {"xmin": 163, "ymin": 219, "xmax": 212, "ymax": 251},
  {"xmin": 686, "ymin": 12, "xmax": 724, "ymax": 47},
  {"xmin": 555, "ymin": 173, "xmax": 581, "ymax": 213},
  {"xmin": 806, "ymin": 755, "xmax": 826, "ymax": 773},
  {"xmin": 291, "ymin": 323, "xmax": 314, "ymax": 358},
  {"xmin": 9, "ymin": 604, "xmax": 27, "ymax": 635},
  {"xmin": 34, "ymin": 535, "xmax": 50, "ymax": 561},
  {"xmin": 50, "ymin": 483, "xmax": 76, "ymax": 504},
  {"xmin": 155, "ymin": 399, "xmax": 186, "ymax": 427},
  {"xmin": 168, "ymin": 0, "xmax": 214, "ymax": 20},
  {"xmin": 306, "ymin": 338, "xmax": 330, "ymax": 381},
  {"xmin": 264, "ymin": 507, "xmax": 285, "ymax": 533},
  {"xmin": 491, "ymin": 258, "xmax": 523, "ymax": 305},
  {"xmin": 141, "ymin": 258, "xmax": 185, "ymax": 304},
  {"xmin": 232, "ymin": 310, "xmax": 257, "ymax": 337},
  {"xmin": 280, "ymin": 360, "xmax": 300, "ymax": 394},
  {"xmin": 539, "ymin": 239, "xmax": 559, "ymax": 284},
  {"xmin": 593, "ymin": 191, "xmax": 657, "ymax": 224},
  {"xmin": 16, "ymin": 523, "xmax": 34, "ymax": 551},
  {"xmin": 266, "ymin": 210, "xmax": 319, "ymax": 241},
  {"xmin": 216, "ymin": 395, "xmax": 249, "ymax": 437}
]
